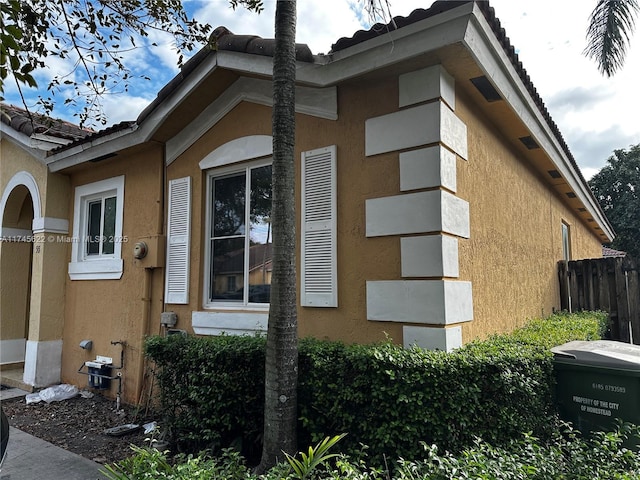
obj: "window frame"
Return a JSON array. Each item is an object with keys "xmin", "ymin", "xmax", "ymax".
[
  {"xmin": 68, "ymin": 176, "xmax": 125, "ymax": 280},
  {"xmin": 562, "ymin": 221, "xmax": 571, "ymax": 261},
  {"xmin": 203, "ymin": 158, "xmax": 272, "ymax": 310}
]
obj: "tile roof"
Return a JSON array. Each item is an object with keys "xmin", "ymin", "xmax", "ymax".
[
  {"xmin": 602, "ymin": 246, "xmax": 627, "ymax": 257},
  {"xmin": 0, "ymin": 103, "xmax": 93, "ymax": 143},
  {"xmin": 49, "ymin": 27, "xmax": 314, "ymax": 155}
]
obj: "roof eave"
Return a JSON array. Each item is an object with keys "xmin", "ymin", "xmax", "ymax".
[
  {"xmin": 0, "ymin": 123, "xmax": 48, "ymax": 162},
  {"xmin": 464, "ymin": 3, "xmax": 614, "ymax": 242}
]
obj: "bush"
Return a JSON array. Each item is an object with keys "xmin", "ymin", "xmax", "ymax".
[
  {"xmin": 145, "ymin": 334, "xmax": 266, "ymax": 461},
  {"xmin": 102, "ymin": 422, "xmax": 640, "ymax": 479},
  {"xmin": 145, "ymin": 312, "xmax": 606, "ymax": 466}
]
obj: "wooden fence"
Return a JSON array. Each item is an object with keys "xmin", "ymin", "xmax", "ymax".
[{"xmin": 558, "ymin": 256, "xmax": 640, "ymax": 344}]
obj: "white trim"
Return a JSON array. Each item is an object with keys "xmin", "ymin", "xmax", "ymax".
[
  {"xmin": 192, "ymin": 311, "xmax": 267, "ymax": 336},
  {"xmin": 32, "ymin": 216, "xmax": 69, "ymax": 234},
  {"xmin": 68, "ymin": 176, "xmax": 125, "ymax": 280},
  {"xmin": 367, "ymin": 280, "xmax": 473, "ymax": 324},
  {"xmin": 403, "ymin": 325, "xmax": 462, "ymax": 352},
  {"xmin": 168, "ymin": 78, "xmax": 336, "ymax": 165},
  {"xmin": 365, "ymin": 102, "xmax": 467, "ymax": 159},
  {"xmin": 0, "ymin": 123, "xmax": 49, "ymax": 159},
  {"xmin": 401, "ymin": 235, "xmax": 459, "ymax": 278},
  {"xmin": 199, "ymin": 135, "xmax": 273, "ymax": 170},
  {"xmin": 400, "ymin": 146, "xmax": 457, "ymax": 192},
  {"xmin": 0, "ymin": 227, "xmax": 32, "ymax": 240},
  {"xmin": 68, "ymin": 259, "xmax": 124, "ymax": 280},
  {"xmin": 202, "ymin": 158, "xmax": 272, "ymax": 309},
  {"xmin": 23, "ymin": 339, "xmax": 62, "ymax": 387},
  {"xmin": 301, "ymin": 146, "xmax": 338, "ymax": 307},
  {"xmin": 0, "ymin": 338, "xmax": 26, "ymax": 364},
  {"xmin": 165, "ymin": 177, "xmax": 192, "ymax": 304},
  {"xmin": 366, "ymin": 190, "xmax": 470, "ymax": 239},
  {"xmin": 399, "ymin": 65, "xmax": 456, "ymax": 110},
  {"xmin": 0, "ymin": 171, "xmax": 42, "ymax": 232}
]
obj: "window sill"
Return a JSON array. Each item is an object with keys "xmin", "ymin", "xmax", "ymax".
[
  {"xmin": 192, "ymin": 311, "xmax": 268, "ymax": 336},
  {"xmin": 68, "ymin": 259, "xmax": 123, "ymax": 280}
]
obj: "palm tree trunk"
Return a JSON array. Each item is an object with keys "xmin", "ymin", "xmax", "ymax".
[{"xmin": 257, "ymin": 0, "xmax": 298, "ymax": 472}]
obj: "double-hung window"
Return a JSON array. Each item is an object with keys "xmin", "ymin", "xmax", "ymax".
[
  {"xmin": 205, "ymin": 160, "xmax": 272, "ymax": 307},
  {"xmin": 68, "ymin": 176, "xmax": 125, "ymax": 280}
]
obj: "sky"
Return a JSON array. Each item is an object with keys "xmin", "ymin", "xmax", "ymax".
[{"xmin": 4, "ymin": 0, "xmax": 639, "ymax": 180}]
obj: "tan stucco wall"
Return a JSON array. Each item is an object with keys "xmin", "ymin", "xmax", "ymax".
[
  {"xmin": 454, "ymin": 88, "xmax": 602, "ymax": 340},
  {"xmin": 167, "ymin": 77, "xmax": 407, "ymax": 345},
  {"xmin": 59, "ymin": 145, "xmax": 165, "ymax": 403},
  {"xmin": 169, "ymin": 70, "xmax": 604, "ymax": 350},
  {"xmin": 0, "ymin": 241, "xmax": 31, "ymax": 339}
]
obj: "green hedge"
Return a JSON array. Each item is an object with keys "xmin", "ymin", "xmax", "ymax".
[{"xmin": 145, "ymin": 311, "xmax": 606, "ymax": 465}]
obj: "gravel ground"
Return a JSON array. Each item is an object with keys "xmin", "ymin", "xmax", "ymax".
[{"xmin": 2, "ymin": 389, "xmax": 157, "ymax": 466}]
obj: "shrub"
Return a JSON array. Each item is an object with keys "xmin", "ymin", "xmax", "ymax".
[
  {"xmin": 145, "ymin": 312, "xmax": 606, "ymax": 466},
  {"xmin": 145, "ymin": 334, "xmax": 265, "ymax": 461},
  {"xmin": 102, "ymin": 422, "xmax": 640, "ymax": 479}
]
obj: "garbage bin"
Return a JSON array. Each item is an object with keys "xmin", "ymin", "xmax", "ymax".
[{"xmin": 552, "ymin": 340, "xmax": 640, "ymax": 437}]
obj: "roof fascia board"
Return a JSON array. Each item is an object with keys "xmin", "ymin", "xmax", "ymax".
[
  {"xmin": 464, "ymin": 5, "xmax": 614, "ymax": 241},
  {"xmin": 297, "ymin": 7, "xmax": 474, "ymax": 86},
  {"xmin": 166, "ymin": 77, "xmax": 337, "ymax": 164},
  {"xmin": 46, "ymin": 124, "xmax": 138, "ymax": 172},
  {"xmin": 216, "ymin": 50, "xmax": 274, "ymax": 77},
  {"xmin": 0, "ymin": 124, "xmax": 47, "ymax": 162}
]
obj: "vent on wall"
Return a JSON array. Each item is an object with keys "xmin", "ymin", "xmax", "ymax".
[
  {"xmin": 470, "ymin": 76, "xmax": 502, "ymax": 102},
  {"xmin": 566, "ymin": 192, "xmax": 577, "ymax": 198},
  {"xmin": 519, "ymin": 136, "xmax": 540, "ymax": 150},
  {"xmin": 547, "ymin": 169, "xmax": 562, "ymax": 179}
]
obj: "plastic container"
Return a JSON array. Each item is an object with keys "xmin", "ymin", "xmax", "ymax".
[{"xmin": 552, "ymin": 340, "xmax": 640, "ymax": 437}]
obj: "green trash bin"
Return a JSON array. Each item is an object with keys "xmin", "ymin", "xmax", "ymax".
[{"xmin": 552, "ymin": 340, "xmax": 640, "ymax": 438}]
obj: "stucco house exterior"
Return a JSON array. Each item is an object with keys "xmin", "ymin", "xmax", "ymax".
[{"xmin": 1, "ymin": 1, "xmax": 613, "ymax": 403}]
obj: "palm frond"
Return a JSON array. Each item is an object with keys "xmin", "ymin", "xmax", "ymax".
[{"xmin": 584, "ymin": 0, "xmax": 639, "ymax": 76}]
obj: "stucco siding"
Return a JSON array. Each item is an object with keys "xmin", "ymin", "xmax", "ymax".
[
  {"xmin": 60, "ymin": 145, "xmax": 165, "ymax": 403},
  {"xmin": 454, "ymin": 88, "xmax": 603, "ymax": 341}
]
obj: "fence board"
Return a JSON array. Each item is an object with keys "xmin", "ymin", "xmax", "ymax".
[{"xmin": 558, "ymin": 256, "xmax": 639, "ymax": 345}]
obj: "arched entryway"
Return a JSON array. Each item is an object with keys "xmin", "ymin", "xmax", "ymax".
[
  {"xmin": 0, "ymin": 184, "xmax": 34, "ymax": 368},
  {"xmin": 1, "ymin": 170, "xmax": 65, "ymax": 389}
]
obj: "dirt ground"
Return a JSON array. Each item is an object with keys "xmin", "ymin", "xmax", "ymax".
[{"xmin": 2, "ymin": 389, "xmax": 158, "ymax": 466}]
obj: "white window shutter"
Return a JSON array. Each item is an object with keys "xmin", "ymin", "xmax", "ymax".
[
  {"xmin": 165, "ymin": 177, "xmax": 191, "ymax": 304},
  {"xmin": 301, "ymin": 146, "xmax": 337, "ymax": 307}
]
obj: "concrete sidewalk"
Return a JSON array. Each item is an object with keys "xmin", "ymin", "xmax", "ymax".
[
  {"xmin": 1, "ymin": 387, "xmax": 104, "ymax": 480},
  {"xmin": 0, "ymin": 427, "xmax": 104, "ymax": 480}
]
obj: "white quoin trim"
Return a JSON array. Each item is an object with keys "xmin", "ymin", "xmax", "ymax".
[
  {"xmin": 403, "ymin": 325, "xmax": 462, "ymax": 352},
  {"xmin": 399, "ymin": 65, "xmax": 456, "ymax": 110},
  {"xmin": 365, "ymin": 190, "xmax": 470, "ymax": 239},
  {"xmin": 367, "ymin": 280, "xmax": 473, "ymax": 325},
  {"xmin": 165, "ymin": 177, "xmax": 192, "ymax": 304},
  {"xmin": 365, "ymin": 101, "xmax": 468, "ymax": 159},
  {"xmin": 399, "ymin": 146, "xmax": 457, "ymax": 193}
]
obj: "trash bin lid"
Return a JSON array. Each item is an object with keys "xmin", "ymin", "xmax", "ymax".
[{"xmin": 552, "ymin": 340, "xmax": 640, "ymax": 368}]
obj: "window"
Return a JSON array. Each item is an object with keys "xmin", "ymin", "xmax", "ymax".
[
  {"xmin": 68, "ymin": 176, "xmax": 124, "ymax": 280},
  {"xmin": 205, "ymin": 160, "xmax": 272, "ymax": 307},
  {"xmin": 562, "ymin": 222, "xmax": 571, "ymax": 261}
]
